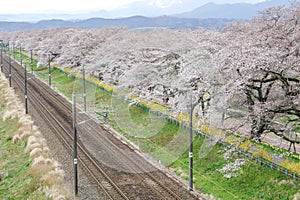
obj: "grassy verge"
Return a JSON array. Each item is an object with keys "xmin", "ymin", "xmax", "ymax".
[
  {"xmin": 0, "ymin": 92, "xmax": 47, "ymax": 199},
  {"xmin": 0, "ymin": 67, "xmax": 69, "ymax": 199},
  {"xmin": 173, "ymin": 139, "xmax": 300, "ymax": 199},
  {"xmin": 13, "ymin": 51, "xmax": 300, "ymax": 199}
]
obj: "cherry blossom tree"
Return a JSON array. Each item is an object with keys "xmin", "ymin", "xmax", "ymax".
[
  {"xmin": 0, "ymin": 27, "xmax": 124, "ymax": 67},
  {"xmin": 217, "ymin": 3, "xmax": 300, "ymax": 149},
  {"xmin": 0, "ymin": 2, "xmax": 299, "ymax": 150}
]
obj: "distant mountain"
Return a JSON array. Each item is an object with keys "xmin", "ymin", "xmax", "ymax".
[
  {"xmin": 105, "ymin": 0, "xmax": 204, "ymax": 18},
  {"xmin": 174, "ymin": 0, "xmax": 291, "ymax": 19},
  {"xmin": 0, "ymin": 12, "xmax": 109, "ymax": 22},
  {"xmin": 0, "ymin": 0, "xmax": 204, "ymax": 22},
  {"xmin": 0, "ymin": 16, "xmax": 235, "ymax": 32},
  {"xmin": 0, "ymin": 0, "xmax": 293, "ymax": 32},
  {"xmin": 0, "ymin": 0, "xmax": 292, "ymax": 22}
]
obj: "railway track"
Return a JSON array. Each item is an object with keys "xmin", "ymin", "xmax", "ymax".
[
  {"xmin": 1, "ymin": 53, "xmax": 199, "ymax": 199},
  {"xmin": 2, "ymin": 54, "xmax": 130, "ymax": 199}
]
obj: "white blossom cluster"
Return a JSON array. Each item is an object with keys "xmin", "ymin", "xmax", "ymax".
[
  {"xmin": 0, "ymin": 2, "xmax": 299, "ymax": 144},
  {"xmin": 217, "ymin": 159, "xmax": 246, "ymax": 179}
]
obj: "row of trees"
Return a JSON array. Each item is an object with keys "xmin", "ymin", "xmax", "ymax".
[
  {"xmin": 0, "ymin": 2, "xmax": 299, "ymax": 150},
  {"xmin": 218, "ymin": 3, "xmax": 300, "ymax": 148}
]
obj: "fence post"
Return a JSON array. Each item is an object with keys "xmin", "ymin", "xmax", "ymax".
[{"xmin": 284, "ymin": 169, "xmax": 288, "ymax": 177}]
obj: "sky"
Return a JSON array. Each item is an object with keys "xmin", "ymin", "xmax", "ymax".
[{"xmin": 0, "ymin": 0, "xmax": 266, "ymax": 14}]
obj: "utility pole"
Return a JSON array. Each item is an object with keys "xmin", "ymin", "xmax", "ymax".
[
  {"xmin": 48, "ymin": 54, "xmax": 51, "ymax": 87},
  {"xmin": 12, "ymin": 46, "xmax": 15, "ymax": 59},
  {"xmin": 189, "ymin": 95, "xmax": 193, "ymax": 191},
  {"xmin": 19, "ymin": 46, "xmax": 22, "ymax": 66},
  {"xmin": 24, "ymin": 64, "xmax": 28, "ymax": 114},
  {"xmin": 30, "ymin": 49, "xmax": 33, "ymax": 64},
  {"xmin": 189, "ymin": 94, "xmax": 199, "ymax": 191},
  {"xmin": 9, "ymin": 53, "xmax": 12, "ymax": 87},
  {"xmin": 0, "ymin": 44, "xmax": 3, "ymax": 73},
  {"xmin": 72, "ymin": 94, "xmax": 78, "ymax": 197},
  {"xmin": 83, "ymin": 65, "xmax": 87, "ymax": 112},
  {"xmin": 47, "ymin": 51, "xmax": 59, "ymax": 87},
  {"xmin": 30, "ymin": 49, "xmax": 33, "ymax": 73}
]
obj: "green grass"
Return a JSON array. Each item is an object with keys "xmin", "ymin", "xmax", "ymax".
[
  {"xmin": 12, "ymin": 50, "xmax": 300, "ymax": 200},
  {"xmin": 0, "ymin": 93, "xmax": 47, "ymax": 200},
  {"xmin": 172, "ymin": 138, "xmax": 300, "ymax": 199}
]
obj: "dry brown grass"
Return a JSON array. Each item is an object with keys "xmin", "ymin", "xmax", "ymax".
[
  {"xmin": 42, "ymin": 169, "xmax": 65, "ymax": 186},
  {"xmin": 29, "ymin": 147, "xmax": 43, "ymax": 157},
  {"xmin": 12, "ymin": 134, "xmax": 21, "ymax": 144},
  {"xmin": 294, "ymin": 193, "xmax": 300, "ymax": 200},
  {"xmin": 0, "ymin": 71, "xmax": 70, "ymax": 199},
  {"xmin": 29, "ymin": 156, "xmax": 56, "ymax": 175}
]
